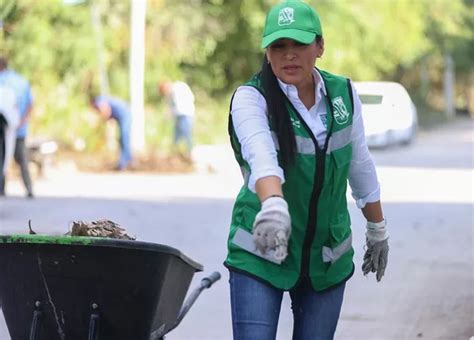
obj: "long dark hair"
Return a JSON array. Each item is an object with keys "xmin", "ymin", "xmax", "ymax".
[{"xmin": 261, "ymin": 54, "xmax": 296, "ymax": 169}]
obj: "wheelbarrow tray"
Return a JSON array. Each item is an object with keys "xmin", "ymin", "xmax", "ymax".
[{"xmin": 0, "ymin": 234, "xmax": 203, "ymax": 340}]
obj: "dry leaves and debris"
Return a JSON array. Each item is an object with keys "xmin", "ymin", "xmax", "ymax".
[{"xmin": 68, "ymin": 219, "xmax": 136, "ymax": 240}]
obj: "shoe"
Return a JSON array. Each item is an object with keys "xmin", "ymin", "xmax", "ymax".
[
  {"xmin": 27, "ymin": 192, "xmax": 34, "ymax": 199},
  {"xmin": 114, "ymin": 164, "xmax": 126, "ymax": 171},
  {"xmin": 114, "ymin": 160, "xmax": 133, "ymax": 171}
]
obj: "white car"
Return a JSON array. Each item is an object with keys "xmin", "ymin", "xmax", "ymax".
[{"xmin": 353, "ymin": 81, "xmax": 418, "ymax": 148}]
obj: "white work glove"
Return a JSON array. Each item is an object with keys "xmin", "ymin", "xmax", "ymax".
[
  {"xmin": 362, "ymin": 219, "xmax": 389, "ymax": 282},
  {"xmin": 252, "ymin": 196, "xmax": 291, "ymax": 262}
]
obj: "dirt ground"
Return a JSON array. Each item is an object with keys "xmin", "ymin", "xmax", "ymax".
[
  {"xmin": 7, "ymin": 149, "xmax": 195, "ymax": 181},
  {"xmin": 63, "ymin": 149, "xmax": 195, "ymax": 173}
]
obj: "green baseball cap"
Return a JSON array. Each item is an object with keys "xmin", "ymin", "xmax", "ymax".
[{"xmin": 261, "ymin": 0, "xmax": 323, "ymax": 48}]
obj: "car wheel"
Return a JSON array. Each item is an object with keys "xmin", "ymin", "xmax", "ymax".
[{"xmin": 401, "ymin": 124, "xmax": 417, "ymax": 146}]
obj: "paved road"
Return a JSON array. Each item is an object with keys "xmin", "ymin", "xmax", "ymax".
[{"xmin": 1, "ymin": 117, "xmax": 473, "ymax": 340}]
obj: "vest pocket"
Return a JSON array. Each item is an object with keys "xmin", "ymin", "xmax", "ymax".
[
  {"xmin": 330, "ymin": 145, "xmax": 352, "ymax": 196},
  {"xmin": 322, "ymin": 219, "xmax": 352, "ymax": 264}
]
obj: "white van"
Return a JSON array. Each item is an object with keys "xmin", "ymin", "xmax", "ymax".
[{"xmin": 353, "ymin": 81, "xmax": 418, "ymax": 148}]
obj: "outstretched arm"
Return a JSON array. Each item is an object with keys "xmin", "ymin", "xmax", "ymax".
[
  {"xmin": 255, "ymin": 175, "xmax": 283, "ymax": 202},
  {"xmin": 253, "ymin": 175, "xmax": 290, "ymax": 261}
]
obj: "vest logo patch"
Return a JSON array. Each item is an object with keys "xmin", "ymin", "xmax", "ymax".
[
  {"xmin": 290, "ymin": 117, "xmax": 301, "ymax": 129},
  {"xmin": 278, "ymin": 7, "xmax": 295, "ymax": 26},
  {"xmin": 332, "ymin": 96, "xmax": 349, "ymax": 125}
]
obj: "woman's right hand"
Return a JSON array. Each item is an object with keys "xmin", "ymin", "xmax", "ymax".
[{"xmin": 252, "ymin": 196, "xmax": 291, "ymax": 261}]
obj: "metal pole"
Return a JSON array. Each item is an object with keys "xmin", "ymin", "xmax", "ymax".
[
  {"xmin": 443, "ymin": 53, "xmax": 455, "ymax": 119},
  {"xmin": 91, "ymin": 2, "xmax": 109, "ymax": 96},
  {"xmin": 470, "ymin": 70, "xmax": 474, "ymax": 118},
  {"xmin": 419, "ymin": 59, "xmax": 429, "ymax": 100},
  {"xmin": 129, "ymin": 0, "xmax": 146, "ymax": 152}
]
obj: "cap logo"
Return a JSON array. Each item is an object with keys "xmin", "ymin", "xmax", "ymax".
[
  {"xmin": 278, "ymin": 7, "xmax": 295, "ymax": 26},
  {"xmin": 332, "ymin": 96, "xmax": 350, "ymax": 125}
]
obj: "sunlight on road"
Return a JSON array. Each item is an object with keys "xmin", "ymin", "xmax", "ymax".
[
  {"xmin": 4, "ymin": 164, "xmax": 473, "ymax": 205},
  {"xmin": 377, "ymin": 166, "xmax": 474, "ymax": 204}
]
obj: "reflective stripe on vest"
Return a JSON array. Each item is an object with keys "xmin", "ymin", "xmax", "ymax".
[
  {"xmin": 327, "ymin": 125, "xmax": 353, "ymax": 154},
  {"xmin": 322, "ymin": 233, "xmax": 353, "ymax": 263},
  {"xmin": 270, "ymin": 124, "xmax": 352, "ymax": 155}
]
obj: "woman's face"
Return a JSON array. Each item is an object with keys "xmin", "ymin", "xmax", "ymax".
[{"xmin": 266, "ymin": 38, "xmax": 323, "ymax": 89}]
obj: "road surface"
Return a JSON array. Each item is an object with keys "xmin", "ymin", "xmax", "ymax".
[{"xmin": 0, "ymin": 117, "xmax": 473, "ymax": 339}]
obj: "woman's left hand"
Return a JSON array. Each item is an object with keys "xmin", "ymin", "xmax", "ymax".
[{"xmin": 362, "ymin": 220, "xmax": 389, "ymax": 281}]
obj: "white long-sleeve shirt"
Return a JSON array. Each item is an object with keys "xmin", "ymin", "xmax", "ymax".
[
  {"xmin": 231, "ymin": 69, "xmax": 380, "ymax": 209},
  {"xmin": 169, "ymin": 81, "xmax": 195, "ymax": 117}
]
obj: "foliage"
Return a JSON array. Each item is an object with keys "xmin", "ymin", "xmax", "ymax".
[
  {"xmin": 314, "ymin": 0, "xmax": 430, "ymax": 80},
  {"xmin": 0, "ymin": 0, "xmax": 472, "ymax": 153}
]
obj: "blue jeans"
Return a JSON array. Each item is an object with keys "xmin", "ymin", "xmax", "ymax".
[
  {"xmin": 229, "ymin": 271, "xmax": 345, "ymax": 340},
  {"xmin": 117, "ymin": 117, "xmax": 132, "ymax": 170},
  {"xmin": 174, "ymin": 115, "xmax": 193, "ymax": 152}
]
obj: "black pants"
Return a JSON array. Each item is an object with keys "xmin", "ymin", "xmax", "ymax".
[
  {"xmin": 0, "ymin": 114, "xmax": 7, "ymax": 195},
  {"xmin": 14, "ymin": 137, "xmax": 33, "ymax": 195}
]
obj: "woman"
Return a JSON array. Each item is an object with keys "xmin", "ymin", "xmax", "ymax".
[{"xmin": 225, "ymin": 1, "xmax": 389, "ymax": 339}]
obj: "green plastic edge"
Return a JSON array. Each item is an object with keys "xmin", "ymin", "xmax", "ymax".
[
  {"xmin": 0, "ymin": 234, "xmax": 103, "ymax": 245},
  {"xmin": 0, "ymin": 234, "xmax": 204, "ymax": 270}
]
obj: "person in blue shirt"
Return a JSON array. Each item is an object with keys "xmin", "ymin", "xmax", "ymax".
[
  {"xmin": 90, "ymin": 94, "xmax": 133, "ymax": 170},
  {"xmin": 0, "ymin": 56, "xmax": 34, "ymax": 198}
]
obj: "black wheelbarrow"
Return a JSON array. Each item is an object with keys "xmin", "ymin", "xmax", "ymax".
[{"xmin": 0, "ymin": 234, "xmax": 220, "ymax": 340}]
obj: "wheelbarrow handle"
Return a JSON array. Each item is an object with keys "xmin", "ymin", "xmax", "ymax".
[
  {"xmin": 162, "ymin": 271, "xmax": 221, "ymax": 338},
  {"xmin": 201, "ymin": 271, "xmax": 221, "ymax": 289}
]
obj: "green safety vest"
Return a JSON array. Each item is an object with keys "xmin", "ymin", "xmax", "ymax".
[{"xmin": 225, "ymin": 69, "xmax": 355, "ymax": 291}]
